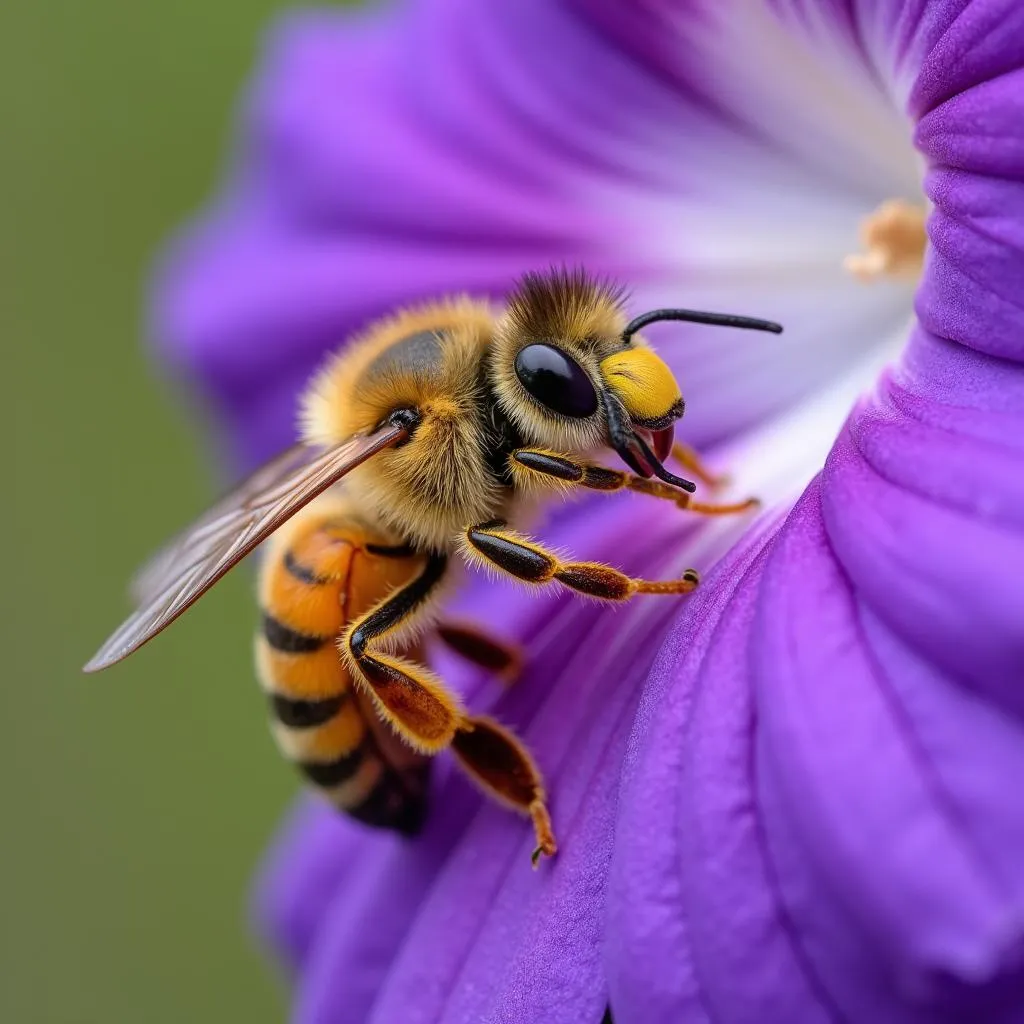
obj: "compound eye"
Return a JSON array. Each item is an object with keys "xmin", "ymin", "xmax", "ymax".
[{"xmin": 513, "ymin": 344, "xmax": 598, "ymax": 418}]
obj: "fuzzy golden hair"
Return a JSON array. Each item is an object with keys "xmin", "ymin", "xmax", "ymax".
[
  {"xmin": 301, "ymin": 297, "xmax": 497, "ymax": 443},
  {"xmin": 501, "ymin": 267, "xmax": 628, "ymax": 344},
  {"xmin": 301, "ymin": 298, "xmax": 510, "ymax": 551},
  {"xmin": 298, "ymin": 270, "xmax": 678, "ymax": 550}
]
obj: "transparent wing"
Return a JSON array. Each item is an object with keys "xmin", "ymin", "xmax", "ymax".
[
  {"xmin": 84, "ymin": 425, "xmax": 407, "ymax": 673},
  {"xmin": 130, "ymin": 443, "xmax": 318, "ymax": 606}
]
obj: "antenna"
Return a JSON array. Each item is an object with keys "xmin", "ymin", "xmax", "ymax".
[{"xmin": 623, "ymin": 308, "xmax": 783, "ymax": 343}]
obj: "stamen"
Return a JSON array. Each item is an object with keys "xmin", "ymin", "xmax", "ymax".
[{"xmin": 843, "ymin": 199, "xmax": 927, "ymax": 283}]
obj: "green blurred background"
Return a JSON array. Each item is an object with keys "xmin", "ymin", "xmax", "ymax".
[{"xmin": 3, "ymin": 3, "xmax": 306, "ymax": 1020}]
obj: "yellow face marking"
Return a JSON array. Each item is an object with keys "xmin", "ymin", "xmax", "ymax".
[{"xmin": 600, "ymin": 347, "xmax": 682, "ymax": 425}]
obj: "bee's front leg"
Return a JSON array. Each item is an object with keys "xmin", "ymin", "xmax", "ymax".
[
  {"xmin": 509, "ymin": 449, "xmax": 758, "ymax": 516},
  {"xmin": 461, "ymin": 520, "xmax": 700, "ymax": 600}
]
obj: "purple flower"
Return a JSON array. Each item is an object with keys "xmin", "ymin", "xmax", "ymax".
[{"xmin": 154, "ymin": 1, "xmax": 1024, "ymax": 1021}]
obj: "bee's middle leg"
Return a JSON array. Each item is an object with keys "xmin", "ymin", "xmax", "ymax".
[
  {"xmin": 342, "ymin": 552, "xmax": 464, "ymax": 753},
  {"xmin": 462, "ymin": 521, "xmax": 700, "ymax": 600}
]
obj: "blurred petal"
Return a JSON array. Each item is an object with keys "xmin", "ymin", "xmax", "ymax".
[{"xmin": 155, "ymin": 0, "xmax": 919, "ymax": 471}]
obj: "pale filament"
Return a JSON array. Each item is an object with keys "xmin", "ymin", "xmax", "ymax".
[{"xmin": 843, "ymin": 198, "xmax": 927, "ymax": 283}]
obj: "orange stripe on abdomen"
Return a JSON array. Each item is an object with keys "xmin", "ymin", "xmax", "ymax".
[
  {"xmin": 256, "ymin": 638, "xmax": 351, "ymax": 702},
  {"xmin": 259, "ymin": 534, "xmax": 358, "ymax": 640},
  {"xmin": 271, "ymin": 699, "xmax": 365, "ymax": 764}
]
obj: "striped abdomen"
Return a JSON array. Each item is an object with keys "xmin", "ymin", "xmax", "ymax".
[{"xmin": 255, "ymin": 503, "xmax": 430, "ymax": 834}]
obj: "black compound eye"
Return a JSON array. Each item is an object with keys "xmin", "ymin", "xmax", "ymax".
[{"xmin": 513, "ymin": 344, "xmax": 598, "ymax": 418}]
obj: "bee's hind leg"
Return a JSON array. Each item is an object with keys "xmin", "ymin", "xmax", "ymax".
[
  {"xmin": 342, "ymin": 552, "xmax": 464, "ymax": 753},
  {"xmin": 343, "ymin": 553, "xmax": 555, "ymax": 862},
  {"xmin": 452, "ymin": 715, "xmax": 557, "ymax": 866},
  {"xmin": 435, "ymin": 621, "xmax": 523, "ymax": 683}
]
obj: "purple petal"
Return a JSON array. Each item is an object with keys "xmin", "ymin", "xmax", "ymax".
[{"xmin": 612, "ymin": 375, "xmax": 1024, "ymax": 1021}]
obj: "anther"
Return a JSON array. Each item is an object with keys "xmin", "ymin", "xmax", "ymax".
[{"xmin": 843, "ymin": 199, "xmax": 927, "ymax": 283}]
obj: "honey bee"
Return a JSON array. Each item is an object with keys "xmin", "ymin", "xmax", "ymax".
[{"xmin": 85, "ymin": 268, "xmax": 781, "ymax": 863}]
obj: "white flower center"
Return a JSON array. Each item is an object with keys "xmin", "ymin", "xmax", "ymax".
[{"xmin": 622, "ymin": 2, "xmax": 931, "ymax": 567}]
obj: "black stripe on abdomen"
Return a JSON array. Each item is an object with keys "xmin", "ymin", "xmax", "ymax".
[
  {"xmin": 299, "ymin": 743, "xmax": 367, "ymax": 787},
  {"xmin": 261, "ymin": 612, "xmax": 326, "ymax": 653},
  {"xmin": 270, "ymin": 693, "xmax": 346, "ymax": 729},
  {"xmin": 347, "ymin": 765, "xmax": 430, "ymax": 837}
]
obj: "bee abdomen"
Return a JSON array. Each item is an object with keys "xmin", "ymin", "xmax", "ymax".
[
  {"xmin": 268, "ymin": 691, "xmax": 430, "ymax": 834},
  {"xmin": 256, "ymin": 510, "xmax": 432, "ymax": 835},
  {"xmin": 347, "ymin": 762, "xmax": 430, "ymax": 836}
]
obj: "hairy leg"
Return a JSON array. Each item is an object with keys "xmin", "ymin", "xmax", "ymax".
[
  {"xmin": 463, "ymin": 520, "xmax": 700, "ymax": 600},
  {"xmin": 452, "ymin": 715, "xmax": 556, "ymax": 865},
  {"xmin": 509, "ymin": 449, "xmax": 758, "ymax": 516},
  {"xmin": 342, "ymin": 552, "xmax": 464, "ymax": 753}
]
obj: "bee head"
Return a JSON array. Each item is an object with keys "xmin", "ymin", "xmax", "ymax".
[{"xmin": 492, "ymin": 268, "xmax": 781, "ymax": 493}]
